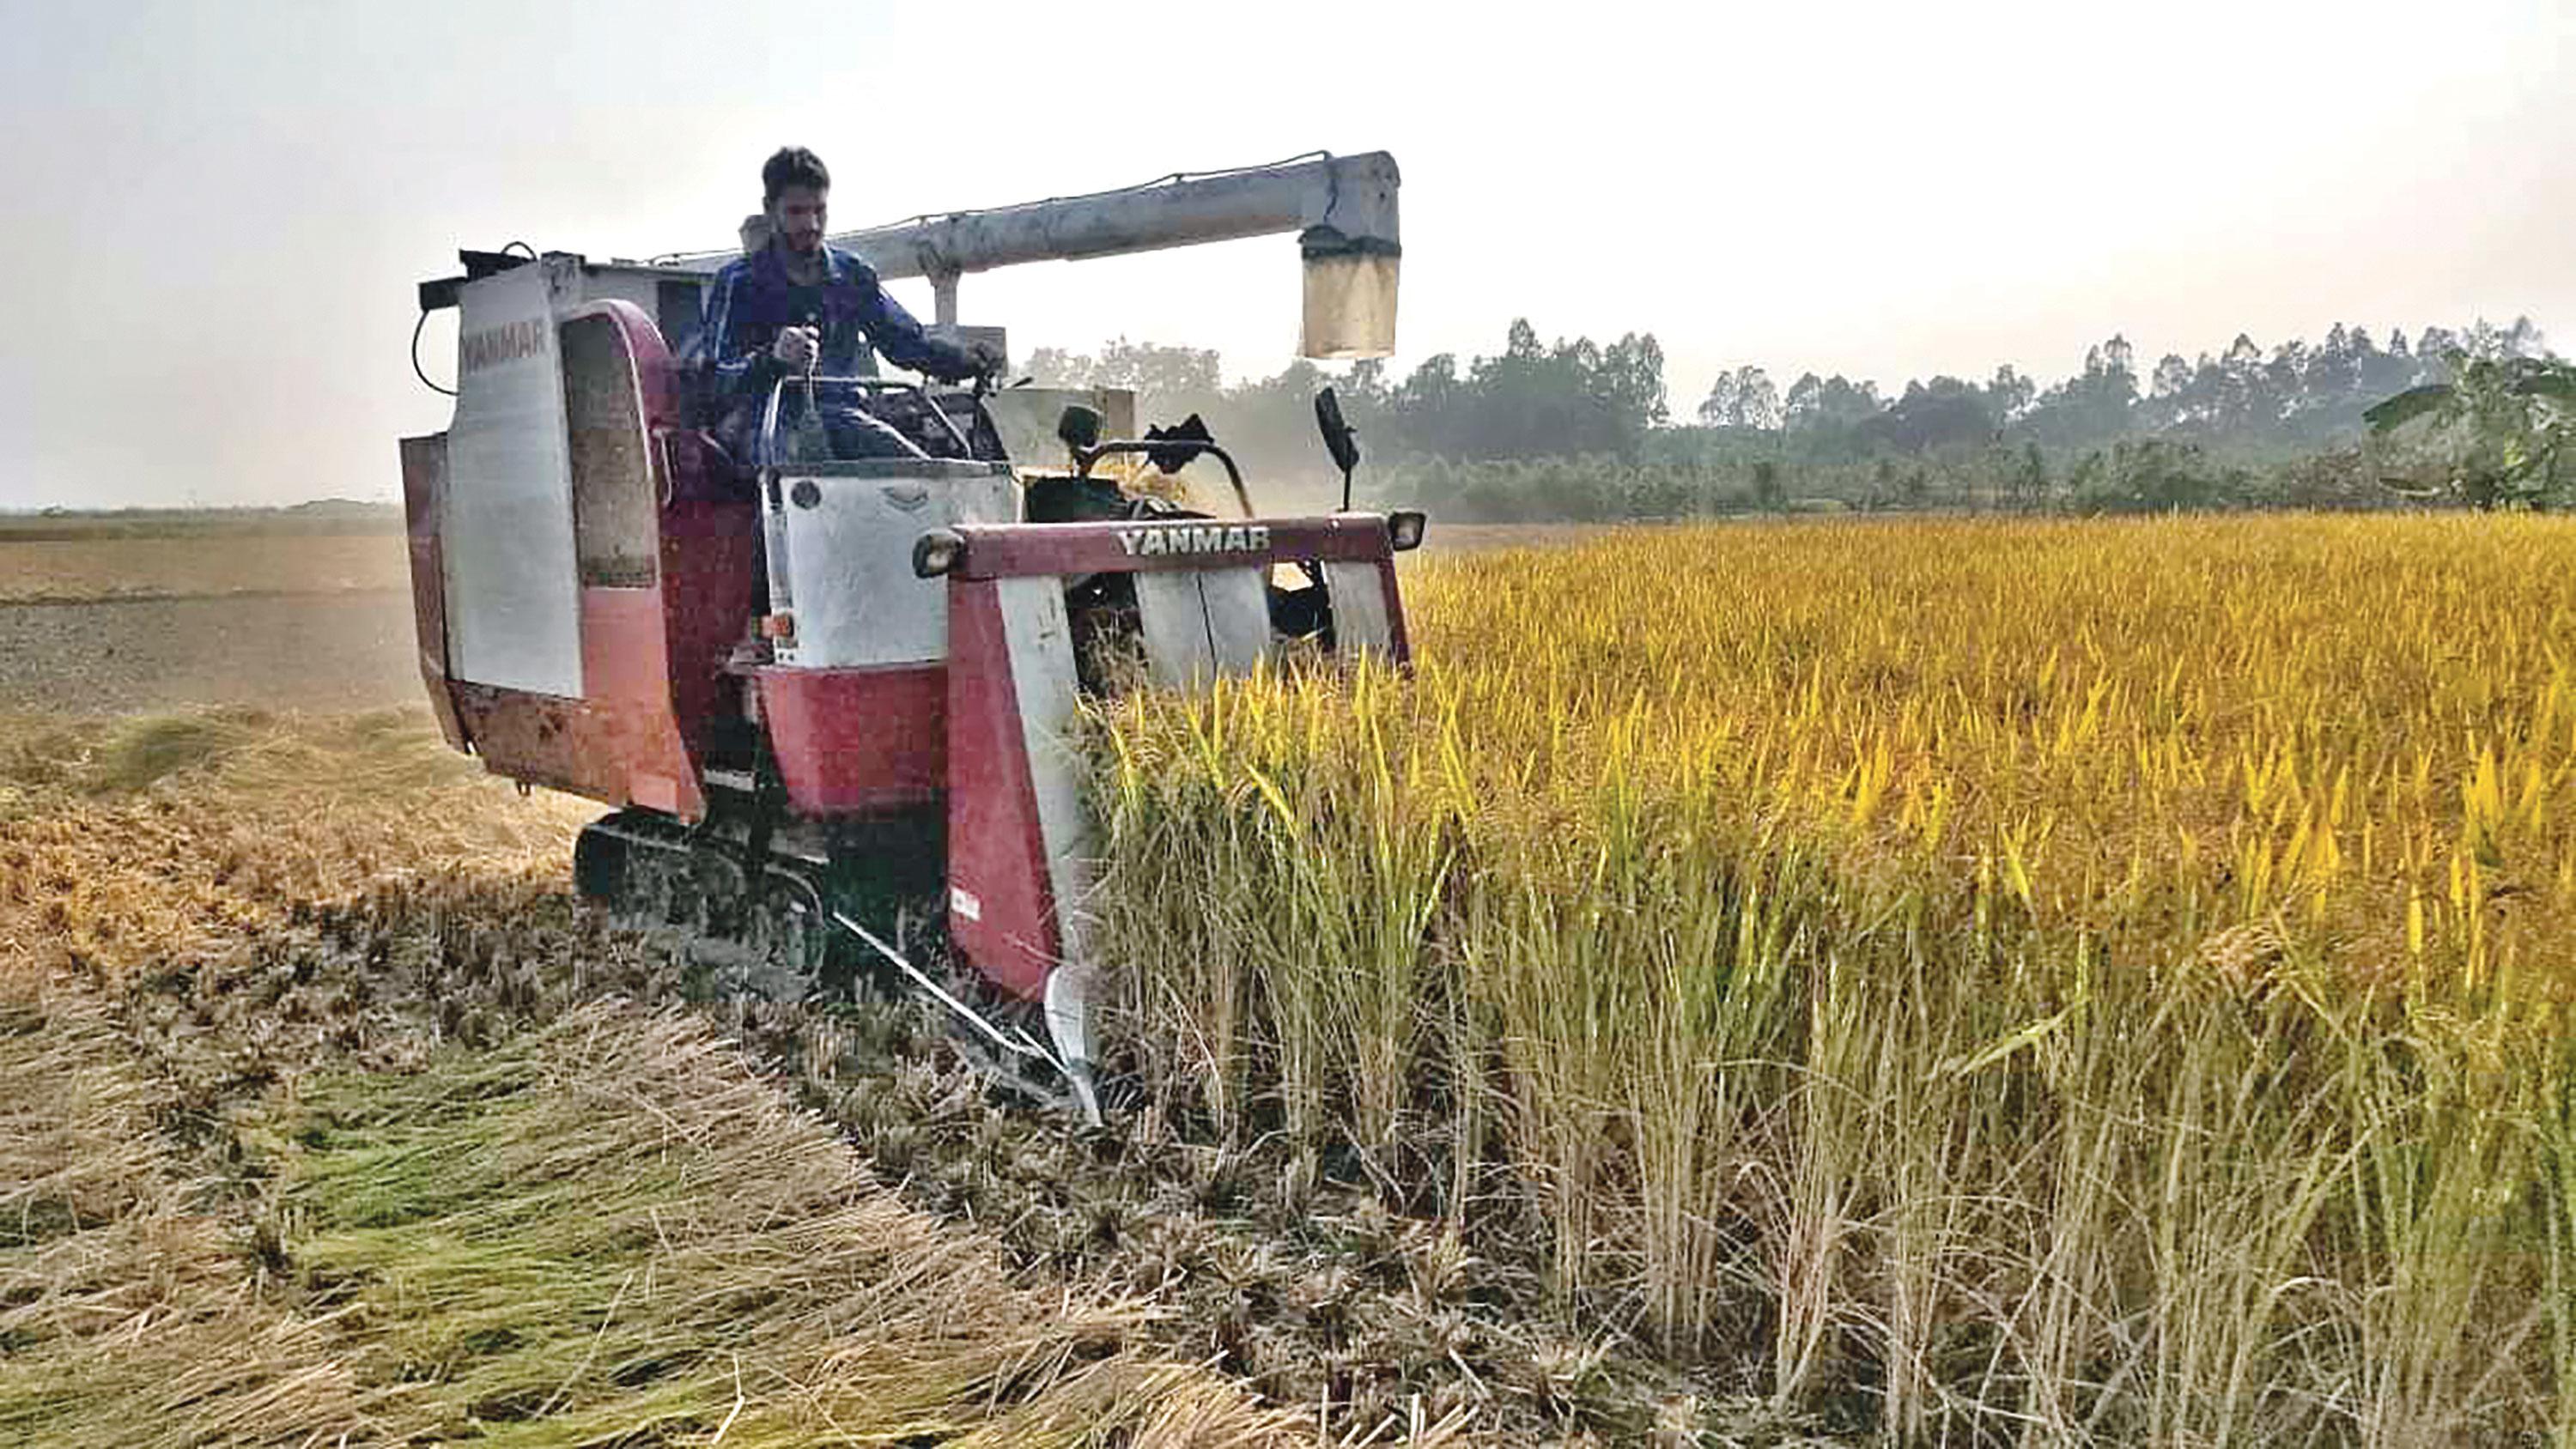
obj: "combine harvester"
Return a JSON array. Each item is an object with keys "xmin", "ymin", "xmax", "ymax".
[{"xmin": 399, "ymin": 153, "xmax": 1421, "ymax": 1120}]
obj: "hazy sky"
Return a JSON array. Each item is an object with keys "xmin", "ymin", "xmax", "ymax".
[{"xmin": 0, "ymin": 0, "xmax": 2567, "ymax": 508}]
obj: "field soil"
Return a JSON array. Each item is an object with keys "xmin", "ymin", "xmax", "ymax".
[
  {"xmin": 0, "ymin": 526, "xmax": 418, "ymax": 712},
  {"xmin": 0, "ymin": 530, "xmax": 410, "ymax": 603},
  {"xmin": 0, "ymin": 592, "xmax": 422, "ymax": 712}
]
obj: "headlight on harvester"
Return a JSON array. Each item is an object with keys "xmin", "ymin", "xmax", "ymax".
[
  {"xmin": 1387, "ymin": 510, "xmax": 1427, "ymax": 552},
  {"xmin": 913, "ymin": 529, "xmax": 968, "ymax": 579}
]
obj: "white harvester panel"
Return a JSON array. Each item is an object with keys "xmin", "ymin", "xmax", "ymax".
[
  {"xmin": 441, "ymin": 263, "xmax": 582, "ymax": 696},
  {"xmin": 1135, "ymin": 567, "xmax": 1273, "ymax": 688},
  {"xmin": 994, "ymin": 573, "xmax": 1095, "ymax": 963},
  {"xmin": 769, "ymin": 460, "xmax": 1018, "ymax": 668},
  {"xmin": 1321, "ymin": 555, "xmax": 1396, "ymax": 657},
  {"xmin": 437, "ymin": 254, "xmax": 709, "ymax": 698}
]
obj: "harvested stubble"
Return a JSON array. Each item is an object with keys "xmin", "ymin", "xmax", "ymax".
[
  {"xmin": 0, "ymin": 706, "xmax": 592, "ymax": 986},
  {"xmin": 1090, "ymin": 513, "xmax": 2576, "ymax": 1443},
  {"xmin": 0, "ymin": 990, "xmax": 1333, "ymax": 1446}
]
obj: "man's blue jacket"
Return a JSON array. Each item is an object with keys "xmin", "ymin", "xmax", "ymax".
[{"xmin": 698, "ymin": 242, "xmax": 978, "ymax": 407}]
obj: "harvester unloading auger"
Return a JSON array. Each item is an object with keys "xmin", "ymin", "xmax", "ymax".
[{"xmin": 399, "ymin": 153, "xmax": 1419, "ymax": 1121}]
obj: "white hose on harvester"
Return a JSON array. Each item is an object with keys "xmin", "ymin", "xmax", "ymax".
[{"xmin": 828, "ymin": 909, "xmax": 1103, "ymax": 1125}]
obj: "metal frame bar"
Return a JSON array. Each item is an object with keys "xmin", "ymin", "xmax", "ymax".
[{"xmin": 931, "ymin": 514, "xmax": 1406, "ymax": 582}]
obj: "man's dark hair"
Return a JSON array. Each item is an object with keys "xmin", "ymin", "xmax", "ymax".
[{"xmin": 762, "ymin": 147, "xmax": 830, "ymax": 203}]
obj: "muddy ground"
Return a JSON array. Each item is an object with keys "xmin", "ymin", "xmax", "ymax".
[
  {"xmin": 0, "ymin": 530, "xmax": 410, "ymax": 603},
  {"xmin": 0, "ymin": 591, "xmax": 420, "ymax": 713},
  {"xmin": 0, "ymin": 524, "xmax": 417, "ymax": 712}
]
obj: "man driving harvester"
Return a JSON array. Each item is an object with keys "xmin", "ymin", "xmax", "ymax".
[{"xmin": 700, "ymin": 146, "xmax": 1002, "ymax": 461}]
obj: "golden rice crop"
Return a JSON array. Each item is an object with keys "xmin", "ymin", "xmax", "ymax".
[{"xmin": 1090, "ymin": 513, "xmax": 2576, "ymax": 1443}]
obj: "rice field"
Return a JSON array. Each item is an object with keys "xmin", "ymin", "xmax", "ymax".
[
  {"xmin": 9, "ymin": 512, "xmax": 2576, "ymax": 1444},
  {"xmin": 1090, "ymin": 512, "xmax": 2576, "ymax": 1443}
]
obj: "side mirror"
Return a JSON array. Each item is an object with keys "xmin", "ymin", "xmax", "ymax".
[
  {"xmin": 1314, "ymin": 388, "xmax": 1361, "ymax": 477},
  {"xmin": 1056, "ymin": 403, "xmax": 1103, "ymax": 456}
]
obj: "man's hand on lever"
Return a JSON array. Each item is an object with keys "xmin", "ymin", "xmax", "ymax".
[
  {"xmin": 961, "ymin": 338, "xmax": 1006, "ymax": 394},
  {"xmin": 770, "ymin": 325, "xmax": 820, "ymax": 373}
]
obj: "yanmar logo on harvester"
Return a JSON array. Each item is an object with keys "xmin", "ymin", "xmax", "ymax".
[
  {"xmin": 1115, "ymin": 523, "xmax": 1271, "ymax": 557},
  {"xmin": 456, "ymin": 317, "xmax": 550, "ymax": 375},
  {"xmin": 398, "ymin": 152, "xmax": 1416, "ymax": 1124}
]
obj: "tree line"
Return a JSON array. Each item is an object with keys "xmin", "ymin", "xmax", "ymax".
[{"xmin": 1019, "ymin": 314, "xmax": 2565, "ymax": 518}]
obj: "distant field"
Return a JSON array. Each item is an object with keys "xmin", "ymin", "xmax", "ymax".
[
  {"xmin": 0, "ymin": 501, "xmax": 399, "ymax": 541},
  {"xmin": 0, "ymin": 523, "xmax": 416, "ymax": 712},
  {"xmin": 0, "ymin": 531, "xmax": 409, "ymax": 603}
]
